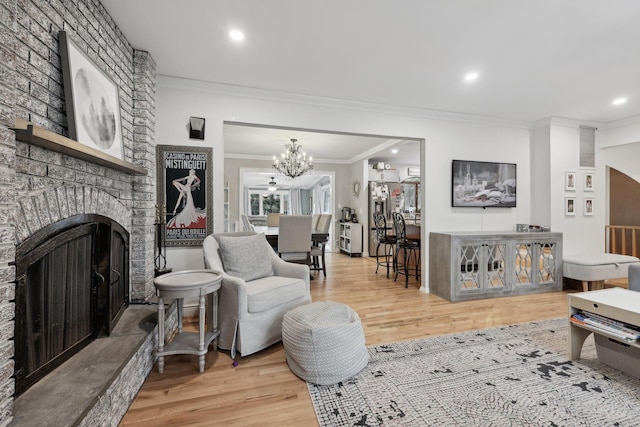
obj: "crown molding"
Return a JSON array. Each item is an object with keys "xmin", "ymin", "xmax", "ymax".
[
  {"xmin": 599, "ymin": 114, "xmax": 640, "ymax": 130},
  {"xmin": 158, "ymin": 75, "xmax": 533, "ymax": 130},
  {"xmin": 223, "ymin": 152, "xmax": 352, "ymax": 165},
  {"xmin": 533, "ymin": 116, "xmax": 603, "ymax": 129}
]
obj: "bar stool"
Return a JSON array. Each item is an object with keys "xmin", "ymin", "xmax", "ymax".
[
  {"xmin": 373, "ymin": 212, "xmax": 396, "ymax": 278},
  {"xmin": 392, "ymin": 212, "xmax": 420, "ymax": 288}
]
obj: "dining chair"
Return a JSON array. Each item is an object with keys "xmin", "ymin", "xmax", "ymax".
[
  {"xmin": 392, "ymin": 212, "xmax": 420, "ymax": 288},
  {"xmin": 240, "ymin": 214, "xmax": 254, "ymax": 231},
  {"xmin": 373, "ymin": 212, "xmax": 397, "ymax": 278},
  {"xmin": 311, "ymin": 214, "xmax": 332, "ymax": 276},
  {"xmin": 267, "ymin": 213, "xmax": 282, "ymax": 227},
  {"xmin": 278, "ymin": 215, "xmax": 313, "ymax": 266},
  {"xmin": 311, "ymin": 213, "xmax": 321, "ymax": 230}
]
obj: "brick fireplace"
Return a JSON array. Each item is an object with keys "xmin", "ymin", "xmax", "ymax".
[{"xmin": 0, "ymin": 0, "xmax": 161, "ymax": 424}]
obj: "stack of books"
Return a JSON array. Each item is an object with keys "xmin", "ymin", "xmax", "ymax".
[{"xmin": 571, "ymin": 310, "xmax": 640, "ymax": 341}]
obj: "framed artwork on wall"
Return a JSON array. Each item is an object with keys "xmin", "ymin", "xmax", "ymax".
[
  {"xmin": 584, "ymin": 172, "xmax": 594, "ymax": 192},
  {"xmin": 59, "ymin": 31, "xmax": 124, "ymax": 160},
  {"xmin": 156, "ymin": 145, "xmax": 213, "ymax": 246},
  {"xmin": 564, "ymin": 171, "xmax": 576, "ymax": 191},
  {"xmin": 565, "ymin": 197, "xmax": 576, "ymax": 216},
  {"xmin": 584, "ymin": 197, "xmax": 594, "ymax": 216}
]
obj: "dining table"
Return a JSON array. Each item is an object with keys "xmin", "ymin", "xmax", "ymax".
[{"xmin": 253, "ymin": 226, "xmax": 329, "ymax": 247}]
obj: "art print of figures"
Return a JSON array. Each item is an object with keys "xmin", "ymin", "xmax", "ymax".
[
  {"xmin": 565, "ymin": 171, "xmax": 576, "ymax": 191},
  {"xmin": 584, "ymin": 198, "xmax": 594, "ymax": 216},
  {"xmin": 565, "ymin": 197, "xmax": 576, "ymax": 216},
  {"xmin": 157, "ymin": 145, "xmax": 213, "ymax": 246},
  {"xmin": 584, "ymin": 173, "xmax": 594, "ymax": 191},
  {"xmin": 59, "ymin": 31, "xmax": 124, "ymax": 160}
]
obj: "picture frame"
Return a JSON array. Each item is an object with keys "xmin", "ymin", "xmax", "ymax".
[
  {"xmin": 584, "ymin": 197, "xmax": 594, "ymax": 216},
  {"xmin": 59, "ymin": 31, "xmax": 124, "ymax": 160},
  {"xmin": 564, "ymin": 171, "xmax": 576, "ymax": 191},
  {"xmin": 156, "ymin": 145, "xmax": 213, "ymax": 246},
  {"xmin": 584, "ymin": 172, "xmax": 594, "ymax": 192},
  {"xmin": 565, "ymin": 197, "xmax": 576, "ymax": 216}
]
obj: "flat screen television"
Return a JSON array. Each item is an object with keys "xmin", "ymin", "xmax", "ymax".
[{"xmin": 451, "ymin": 159, "xmax": 517, "ymax": 208}]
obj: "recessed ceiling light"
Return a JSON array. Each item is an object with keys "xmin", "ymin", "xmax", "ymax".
[
  {"xmin": 612, "ymin": 97, "xmax": 627, "ymax": 106},
  {"xmin": 464, "ymin": 72, "xmax": 479, "ymax": 82},
  {"xmin": 229, "ymin": 30, "xmax": 245, "ymax": 42},
  {"xmin": 391, "ymin": 149, "xmax": 398, "ymax": 154}
]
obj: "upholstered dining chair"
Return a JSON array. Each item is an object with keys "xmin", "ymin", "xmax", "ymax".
[
  {"xmin": 392, "ymin": 212, "xmax": 420, "ymax": 288},
  {"xmin": 311, "ymin": 214, "xmax": 332, "ymax": 276},
  {"xmin": 311, "ymin": 213, "xmax": 321, "ymax": 230},
  {"xmin": 278, "ymin": 215, "xmax": 313, "ymax": 266},
  {"xmin": 240, "ymin": 214, "xmax": 253, "ymax": 231},
  {"xmin": 267, "ymin": 213, "xmax": 282, "ymax": 227},
  {"xmin": 373, "ymin": 212, "xmax": 397, "ymax": 278},
  {"xmin": 203, "ymin": 231, "xmax": 311, "ymax": 358}
]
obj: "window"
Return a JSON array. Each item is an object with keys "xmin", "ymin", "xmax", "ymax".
[
  {"xmin": 248, "ymin": 190, "xmax": 290, "ymax": 216},
  {"xmin": 320, "ymin": 184, "xmax": 331, "ymax": 213}
]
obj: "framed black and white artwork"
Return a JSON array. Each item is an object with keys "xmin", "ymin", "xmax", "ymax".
[{"xmin": 59, "ymin": 31, "xmax": 124, "ymax": 160}]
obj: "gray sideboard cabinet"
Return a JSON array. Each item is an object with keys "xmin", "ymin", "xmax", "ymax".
[{"xmin": 429, "ymin": 231, "xmax": 563, "ymax": 302}]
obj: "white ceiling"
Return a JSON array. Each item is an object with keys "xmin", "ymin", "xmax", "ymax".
[{"xmin": 102, "ymin": 0, "xmax": 640, "ymax": 163}]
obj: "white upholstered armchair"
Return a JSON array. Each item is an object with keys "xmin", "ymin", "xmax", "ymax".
[{"xmin": 203, "ymin": 231, "xmax": 311, "ymax": 358}]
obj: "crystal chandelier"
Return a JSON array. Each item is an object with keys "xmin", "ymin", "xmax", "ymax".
[{"xmin": 272, "ymin": 138, "xmax": 313, "ymax": 179}]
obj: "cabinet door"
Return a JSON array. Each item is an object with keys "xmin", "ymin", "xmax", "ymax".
[
  {"xmin": 484, "ymin": 242, "xmax": 508, "ymax": 292},
  {"xmin": 513, "ymin": 242, "xmax": 534, "ymax": 287},
  {"xmin": 454, "ymin": 240, "xmax": 508, "ymax": 297},
  {"xmin": 513, "ymin": 239, "xmax": 559, "ymax": 288},
  {"xmin": 535, "ymin": 240, "xmax": 558, "ymax": 286}
]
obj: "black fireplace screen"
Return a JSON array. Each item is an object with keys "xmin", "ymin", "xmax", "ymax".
[{"xmin": 14, "ymin": 215, "xmax": 129, "ymax": 396}]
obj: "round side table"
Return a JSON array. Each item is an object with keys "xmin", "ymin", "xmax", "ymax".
[{"xmin": 153, "ymin": 269, "xmax": 222, "ymax": 373}]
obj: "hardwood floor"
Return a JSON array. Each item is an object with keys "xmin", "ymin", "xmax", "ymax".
[{"xmin": 120, "ymin": 252, "xmax": 575, "ymax": 426}]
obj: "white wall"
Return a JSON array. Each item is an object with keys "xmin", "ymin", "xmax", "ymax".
[
  {"xmin": 530, "ymin": 123, "xmax": 550, "ymax": 226},
  {"xmin": 155, "ymin": 77, "xmax": 539, "ymax": 292},
  {"xmin": 547, "ymin": 122, "xmax": 604, "ymax": 255}
]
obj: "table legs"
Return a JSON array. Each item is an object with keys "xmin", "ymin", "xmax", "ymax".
[
  {"xmin": 569, "ymin": 322, "xmax": 593, "ymax": 360},
  {"xmin": 157, "ymin": 296, "xmax": 165, "ymax": 374},
  {"xmin": 198, "ymin": 294, "xmax": 205, "ymax": 373}
]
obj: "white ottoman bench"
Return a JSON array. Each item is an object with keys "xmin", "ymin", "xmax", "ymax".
[
  {"xmin": 563, "ymin": 253, "xmax": 640, "ymax": 292},
  {"xmin": 282, "ymin": 300, "xmax": 369, "ymax": 385}
]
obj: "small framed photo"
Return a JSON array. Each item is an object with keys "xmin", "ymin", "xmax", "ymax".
[
  {"xmin": 584, "ymin": 172, "xmax": 594, "ymax": 192},
  {"xmin": 584, "ymin": 197, "xmax": 594, "ymax": 216},
  {"xmin": 565, "ymin": 171, "xmax": 576, "ymax": 191},
  {"xmin": 565, "ymin": 197, "xmax": 576, "ymax": 216}
]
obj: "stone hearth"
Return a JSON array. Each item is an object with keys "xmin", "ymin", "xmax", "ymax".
[{"xmin": 12, "ymin": 304, "xmax": 163, "ymax": 426}]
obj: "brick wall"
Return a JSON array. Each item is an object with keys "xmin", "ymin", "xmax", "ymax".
[{"xmin": 0, "ymin": 0, "xmax": 156, "ymax": 423}]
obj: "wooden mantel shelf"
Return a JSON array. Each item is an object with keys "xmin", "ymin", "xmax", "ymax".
[{"xmin": 12, "ymin": 118, "xmax": 147, "ymax": 176}]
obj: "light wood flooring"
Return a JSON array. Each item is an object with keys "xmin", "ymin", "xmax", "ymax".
[{"xmin": 121, "ymin": 252, "xmax": 580, "ymax": 426}]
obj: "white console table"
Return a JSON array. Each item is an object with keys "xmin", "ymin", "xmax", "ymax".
[{"xmin": 568, "ymin": 288, "xmax": 640, "ymax": 361}]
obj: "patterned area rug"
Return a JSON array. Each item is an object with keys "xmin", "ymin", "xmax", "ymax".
[{"xmin": 307, "ymin": 318, "xmax": 640, "ymax": 426}]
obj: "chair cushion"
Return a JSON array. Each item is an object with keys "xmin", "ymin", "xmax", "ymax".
[
  {"xmin": 217, "ymin": 233, "xmax": 274, "ymax": 282},
  {"xmin": 245, "ymin": 275, "xmax": 308, "ymax": 313}
]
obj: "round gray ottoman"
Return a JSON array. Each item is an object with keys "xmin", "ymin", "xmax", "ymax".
[{"xmin": 282, "ymin": 300, "xmax": 369, "ymax": 385}]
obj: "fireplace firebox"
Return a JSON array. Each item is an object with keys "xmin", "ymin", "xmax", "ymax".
[{"xmin": 14, "ymin": 214, "xmax": 129, "ymax": 396}]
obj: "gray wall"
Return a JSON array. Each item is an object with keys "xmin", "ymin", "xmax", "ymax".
[{"xmin": 0, "ymin": 0, "xmax": 157, "ymax": 422}]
